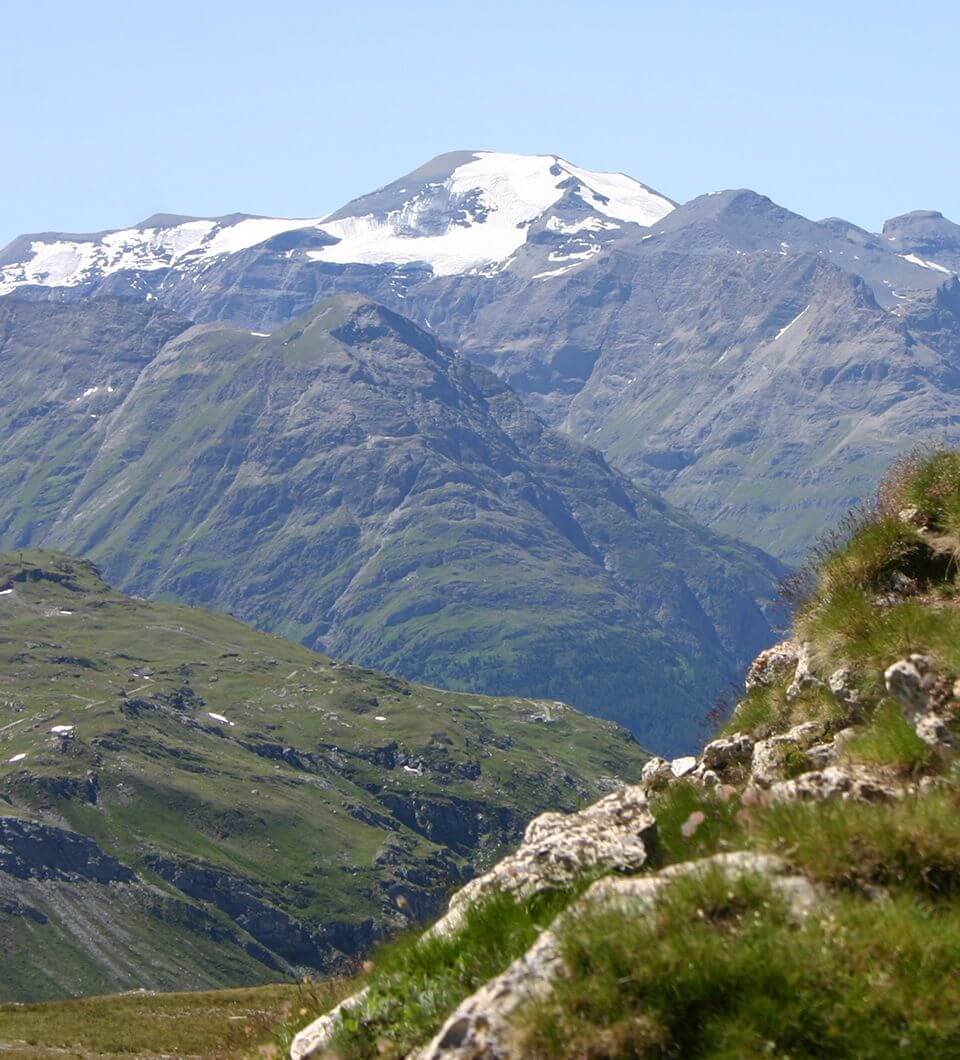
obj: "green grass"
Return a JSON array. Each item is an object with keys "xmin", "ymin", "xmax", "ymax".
[
  {"xmin": 518, "ymin": 868, "xmax": 960, "ymax": 1059},
  {"xmin": 648, "ymin": 782, "xmax": 744, "ymax": 867},
  {"xmin": 750, "ymin": 786, "xmax": 960, "ymax": 897},
  {"xmin": 895, "ymin": 449, "xmax": 960, "ymax": 536},
  {"xmin": 329, "ymin": 888, "xmax": 578, "ymax": 1059},
  {"xmin": 842, "ymin": 700, "xmax": 936, "ymax": 773},
  {"xmin": 0, "ymin": 982, "xmax": 348, "ymax": 1059},
  {"xmin": 0, "ymin": 549, "xmax": 648, "ymax": 1002}
]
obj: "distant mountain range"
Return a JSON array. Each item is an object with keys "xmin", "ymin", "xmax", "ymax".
[
  {"xmin": 4, "ymin": 150, "xmax": 958, "ymax": 562},
  {"xmin": 0, "ymin": 294, "xmax": 784, "ymax": 753}
]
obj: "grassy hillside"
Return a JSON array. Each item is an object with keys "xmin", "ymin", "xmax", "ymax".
[
  {"xmin": 289, "ymin": 448, "xmax": 960, "ymax": 1059},
  {"xmin": 0, "ymin": 550, "xmax": 648, "ymax": 1004},
  {"xmin": 0, "ymin": 293, "xmax": 785, "ymax": 754}
]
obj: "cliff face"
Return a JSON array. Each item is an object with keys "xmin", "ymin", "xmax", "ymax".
[{"xmin": 292, "ymin": 451, "xmax": 960, "ymax": 1059}]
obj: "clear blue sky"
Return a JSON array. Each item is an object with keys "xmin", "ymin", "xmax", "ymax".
[{"xmin": 3, "ymin": 0, "xmax": 958, "ymax": 248}]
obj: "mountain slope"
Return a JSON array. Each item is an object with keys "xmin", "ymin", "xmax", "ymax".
[
  {"xmin": 8, "ymin": 149, "xmax": 956, "ymax": 560},
  {"xmin": 0, "ymin": 549, "xmax": 649, "ymax": 1002},
  {"xmin": 0, "ymin": 293, "xmax": 784, "ymax": 753}
]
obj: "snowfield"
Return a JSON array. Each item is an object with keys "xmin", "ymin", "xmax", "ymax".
[{"xmin": 0, "ymin": 152, "xmax": 675, "ymax": 290}]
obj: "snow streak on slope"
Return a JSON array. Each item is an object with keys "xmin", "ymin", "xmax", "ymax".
[
  {"xmin": 0, "ymin": 153, "xmax": 674, "ymax": 291},
  {"xmin": 0, "ymin": 216, "xmax": 324, "ymax": 294}
]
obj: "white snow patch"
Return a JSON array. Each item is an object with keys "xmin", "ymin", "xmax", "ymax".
[
  {"xmin": 373, "ymin": 715, "xmax": 388, "ymax": 722},
  {"xmin": 50, "ymin": 725, "xmax": 74, "ymax": 734},
  {"xmin": 207, "ymin": 712, "xmax": 235, "ymax": 726},
  {"xmin": 403, "ymin": 764, "xmax": 421, "ymax": 774},
  {"xmin": 0, "ymin": 589, "xmax": 12, "ymax": 596},
  {"xmin": 544, "ymin": 215, "xmax": 619, "ymax": 235},
  {"xmin": 900, "ymin": 253, "xmax": 952, "ymax": 275},
  {"xmin": 58, "ymin": 609, "xmax": 74, "ymax": 615},
  {"xmin": 774, "ymin": 305, "xmax": 810, "ymax": 341},
  {"xmin": 8, "ymin": 753, "xmax": 26, "ymax": 763},
  {"xmin": 250, "ymin": 331, "xmax": 271, "ymax": 337}
]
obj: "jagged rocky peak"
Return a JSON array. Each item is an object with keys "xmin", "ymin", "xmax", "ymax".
[{"xmin": 0, "ymin": 151, "xmax": 674, "ymax": 293}]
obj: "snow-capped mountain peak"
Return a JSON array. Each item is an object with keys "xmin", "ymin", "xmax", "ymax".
[
  {"xmin": 0, "ymin": 151, "xmax": 674, "ymax": 292},
  {"xmin": 309, "ymin": 151, "xmax": 675, "ymax": 276}
]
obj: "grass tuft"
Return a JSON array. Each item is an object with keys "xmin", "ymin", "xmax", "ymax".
[
  {"xmin": 842, "ymin": 700, "xmax": 936, "ymax": 774},
  {"xmin": 750, "ymin": 787, "xmax": 960, "ymax": 898},
  {"xmin": 518, "ymin": 869, "xmax": 960, "ymax": 1058},
  {"xmin": 329, "ymin": 887, "xmax": 578, "ymax": 1059}
]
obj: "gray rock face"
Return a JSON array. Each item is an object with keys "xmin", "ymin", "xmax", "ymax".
[
  {"xmin": 882, "ymin": 211, "xmax": 960, "ymax": 273},
  {"xmin": 749, "ymin": 722, "xmax": 827, "ymax": 787},
  {"xmin": 431, "ymin": 786, "xmax": 656, "ymax": 938},
  {"xmin": 745, "ymin": 640, "xmax": 800, "ymax": 692},
  {"xmin": 0, "ymin": 294, "xmax": 785, "ymax": 753},
  {"xmin": 884, "ymin": 655, "xmax": 938, "ymax": 717},
  {"xmin": 765, "ymin": 765, "xmax": 900, "ymax": 804},
  {"xmin": 786, "ymin": 642, "xmax": 823, "ymax": 702}
]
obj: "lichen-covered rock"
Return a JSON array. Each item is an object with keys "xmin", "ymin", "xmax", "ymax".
[
  {"xmin": 828, "ymin": 667, "xmax": 860, "ymax": 711},
  {"xmin": 669, "ymin": 755, "xmax": 698, "ymax": 778},
  {"xmin": 786, "ymin": 642, "xmax": 823, "ymax": 702},
  {"xmin": 745, "ymin": 640, "xmax": 800, "ymax": 692},
  {"xmin": 640, "ymin": 755, "xmax": 672, "ymax": 790},
  {"xmin": 749, "ymin": 721, "xmax": 826, "ymax": 787},
  {"xmin": 430, "ymin": 786, "xmax": 656, "ymax": 938},
  {"xmin": 884, "ymin": 655, "xmax": 938, "ymax": 717},
  {"xmin": 290, "ymin": 988, "xmax": 370, "ymax": 1060},
  {"xmin": 915, "ymin": 709, "xmax": 956, "ymax": 749},
  {"xmin": 417, "ymin": 853, "xmax": 821, "ymax": 1060},
  {"xmin": 700, "ymin": 733, "xmax": 754, "ymax": 774},
  {"xmin": 898, "ymin": 506, "xmax": 927, "ymax": 529},
  {"xmin": 765, "ymin": 765, "xmax": 900, "ymax": 804}
]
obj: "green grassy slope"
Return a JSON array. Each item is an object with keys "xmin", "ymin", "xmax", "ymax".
[
  {"xmin": 0, "ymin": 550, "xmax": 647, "ymax": 1003},
  {"xmin": 0, "ymin": 293, "xmax": 785, "ymax": 755}
]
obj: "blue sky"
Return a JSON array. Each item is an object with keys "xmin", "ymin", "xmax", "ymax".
[{"xmin": 2, "ymin": 0, "xmax": 958, "ymax": 247}]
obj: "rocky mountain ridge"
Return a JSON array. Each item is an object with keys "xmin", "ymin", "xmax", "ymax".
[{"xmin": 3, "ymin": 151, "xmax": 958, "ymax": 560}]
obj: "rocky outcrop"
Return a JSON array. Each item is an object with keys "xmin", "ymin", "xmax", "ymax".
[
  {"xmin": 745, "ymin": 640, "xmax": 800, "ymax": 692},
  {"xmin": 290, "ymin": 788, "xmax": 657, "ymax": 1058},
  {"xmin": 431, "ymin": 786, "xmax": 656, "ymax": 937},
  {"xmin": 417, "ymin": 853, "xmax": 820, "ymax": 1060},
  {"xmin": 0, "ymin": 817, "xmax": 135, "ymax": 883},
  {"xmin": 884, "ymin": 654, "xmax": 958, "ymax": 749}
]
